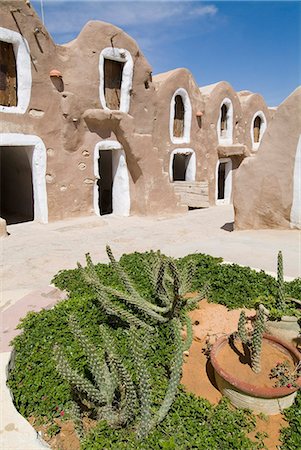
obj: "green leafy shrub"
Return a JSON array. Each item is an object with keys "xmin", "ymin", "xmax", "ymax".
[
  {"xmin": 280, "ymin": 390, "xmax": 301, "ymax": 449},
  {"xmin": 81, "ymin": 392, "xmax": 265, "ymax": 450}
]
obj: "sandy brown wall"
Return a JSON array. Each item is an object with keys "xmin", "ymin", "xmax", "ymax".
[
  {"xmin": 0, "ymin": 2, "xmax": 181, "ymax": 221},
  {"xmin": 153, "ymin": 69, "xmax": 206, "ymax": 190},
  {"xmin": 238, "ymin": 91, "xmax": 270, "ymax": 154},
  {"xmin": 199, "ymin": 81, "xmax": 244, "ymax": 204},
  {"xmin": 234, "ymin": 87, "xmax": 301, "ymax": 230}
]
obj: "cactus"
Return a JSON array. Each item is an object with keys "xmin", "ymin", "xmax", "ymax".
[
  {"xmin": 129, "ymin": 328, "xmax": 152, "ymax": 440},
  {"xmin": 276, "ymin": 250, "xmax": 286, "ymax": 310},
  {"xmin": 53, "ymin": 247, "xmax": 202, "ymax": 440},
  {"xmin": 250, "ymin": 306, "xmax": 265, "ymax": 373},
  {"xmin": 235, "ymin": 305, "xmax": 266, "ymax": 374},
  {"xmin": 78, "ymin": 246, "xmax": 201, "ymax": 337},
  {"xmin": 237, "ymin": 311, "xmax": 248, "ymax": 344},
  {"xmin": 154, "ymin": 318, "xmax": 183, "ymax": 426}
]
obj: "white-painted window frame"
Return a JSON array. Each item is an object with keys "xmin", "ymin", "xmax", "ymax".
[
  {"xmin": 94, "ymin": 140, "xmax": 130, "ymax": 216},
  {"xmin": 250, "ymin": 110, "xmax": 267, "ymax": 150},
  {"xmin": 99, "ymin": 47, "xmax": 133, "ymax": 113},
  {"xmin": 0, "ymin": 27, "xmax": 32, "ymax": 114},
  {"xmin": 217, "ymin": 98, "xmax": 233, "ymax": 145},
  {"xmin": 169, "ymin": 148, "xmax": 196, "ymax": 182},
  {"xmin": 0, "ymin": 134, "xmax": 48, "ymax": 222},
  {"xmin": 169, "ymin": 88, "xmax": 192, "ymax": 144},
  {"xmin": 215, "ymin": 157, "xmax": 232, "ymax": 205}
]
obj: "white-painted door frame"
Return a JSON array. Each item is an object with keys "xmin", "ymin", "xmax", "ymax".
[
  {"xmin": 215, "ymin": 158, "xmax": 232, "ymax": 205},
  {"xmin": 0, "ymin": 133, "xmax": 48, "ymax": 223},
  {"xmin": 94, "ymin": 140, "xmax": 130, "ymax": 216}
]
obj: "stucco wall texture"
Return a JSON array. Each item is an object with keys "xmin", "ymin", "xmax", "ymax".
[
  {"xmin": 0, "ymin": 0, "xmax": 299, "ymax": 229},
  {"xmin": 234, "ymin": 87, "xmax": 301, "ymax": 230}
]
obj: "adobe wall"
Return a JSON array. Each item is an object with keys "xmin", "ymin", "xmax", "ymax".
[
  {"xmin": 199, "ymin": 81, "xmax": 244, "ymax": 204},
  {"xmin": 238, "ymin": 91, "xmax": 270, "ymax": 154},
  {"xmin": 0, "ymin": 1, "xmax": 181, "ymax": 221},
  {"xmin": 234, "ymin": 87, "xmax": 301, "ymax": 230},
  {"xmin": 153, "ymin": 69, "xmax": 207, "ymax": 187}
]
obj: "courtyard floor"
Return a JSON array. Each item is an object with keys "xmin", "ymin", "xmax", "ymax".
[{"xmin": 1, "ymin": 205, "xmax": 300, "ymax": 311}]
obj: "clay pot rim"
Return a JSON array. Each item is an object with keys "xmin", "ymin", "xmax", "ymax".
[{"xmin": 210, "ymin": 333, "xmax": 301, "ymax": 399}]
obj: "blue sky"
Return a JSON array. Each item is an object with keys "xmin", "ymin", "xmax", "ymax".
[{"xmin": 32, "ymin": 1, "xmax": 300, "ymax": 106}]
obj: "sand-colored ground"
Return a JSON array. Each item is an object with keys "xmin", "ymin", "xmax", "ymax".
[{"xmin": 1, "ymin": 206, "xmax": 300, "ymax": 310}]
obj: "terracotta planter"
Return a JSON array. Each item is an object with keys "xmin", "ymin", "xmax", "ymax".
[{"xmin": 210, "ymin": 334, "xmax": 301, "ymax": 414}]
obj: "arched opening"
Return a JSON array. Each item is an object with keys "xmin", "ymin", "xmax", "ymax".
[
  {"xmin": 0, "ymin": 41, "xmax": 17, "ymax": 107},
  {"xmin": 99, "ymin": 48, "xmax": 133, "ymax": 113},
  {"xmin": 253, "ymin": 115, "xmax": 262, "ymax": 143},
  {"xmin": 169, "ymin": 149, "xmax": 196, "ymax": 182},
  {"xmin": 172, "ymin": 153, "xmax": 191, "ymax": 181},
  {"xmin": 103, "ymin": 58, "xmax": 124, "ymax": 110},
  {"xmin": 216, "ymin": 158, "xmax": 232, "ymax": 205},
  {"xmin": 220, "ymin": 103, "xmax": 228, "ymax": 136},
  {"xmin": 0, "ymin": 146, "xmax": 34, "ymax": 224},
  {"xmin": 173, "ymin": 95, "xmax": 185, "ymax": 138},
  {"xmin": 94, "ymin": 141, "xmax": 130, "ymax": 216}
]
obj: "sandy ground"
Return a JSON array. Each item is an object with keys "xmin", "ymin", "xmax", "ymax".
[{"xmin": 1, "ymin": 205, "xmax": 300, "ymax": 309}]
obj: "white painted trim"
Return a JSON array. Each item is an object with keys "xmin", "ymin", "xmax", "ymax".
[
  {"xmin": 0, "ymin": 134, "xmax": 48, "ymax": 223},
  {"xmin": 169, "ymin": 88, "xmax": 192, "ymax": 144},
  {"xmin": 250, "ymin": 110, "xmax": 267, "ymax": 151},
  {"xmin": 93, "ymin": 140, "xmax": 130, "ymax": 216},
  {"xmin": 169, "ymin": 148, "xmax": 196, "ymax": 182},
  {"xmin": 99, "ymin": 47, "xmax": 133, "ymax": 113},
  {"xmin": 0, "ymin": 27, "xmax": 32, "ymax": 114},
  {"xmin": 217, "ymin": 98, "xmax": 233, "ymax": 145},
  {"xmin": 290, "ymin": 134, "xmax": 301, "ymax": 229},
  {"xmin": 215, "ymin": 157, "xmax": 232, "ymax": 205}
]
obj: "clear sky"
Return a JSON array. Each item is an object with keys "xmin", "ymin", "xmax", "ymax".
[{"xmin": 31, "ymin": 0, "xmax": 300, "ymax": 106}]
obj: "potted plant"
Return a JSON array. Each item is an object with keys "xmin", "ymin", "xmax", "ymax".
[{"xmin": 210, "ymin": 305, "xmax": 301, "ymax": 414}]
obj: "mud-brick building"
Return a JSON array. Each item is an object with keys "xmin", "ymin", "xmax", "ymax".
[
  {"xmin": 0, "ymin": 0, "xmax": 183, "ymax": 225},
  {"xmin": 2, "ymin": 0, "xmax": 297, "ymax": 231}
]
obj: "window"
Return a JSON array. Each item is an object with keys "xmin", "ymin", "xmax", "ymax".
[
  {"xmin": 220, "ymin": 103, "xmax": 228, "ymax": 136},
  {"xmin": 0, "ymin": 41, "xmax": 17, "ymax": 107},
  {"xmin": 99, "ymin": 48, "xmax": 133, "ymax": 113},
  {"xmin": 103, "ymin": 59, "xmax": 124, "ymax": 110},
  {"xmin": 169, "ymin": 88, "xmax": 192, "ymax": 144},
  {"xmin": 253, "ymin": 115, "xmax": 262, "ymax": 143},
  {"xmin": 173, "ymin": 95, "xmax": 185, "ymax": 138},
  {"xmin": 251, "ymin": 111, "xmax": 267, "ymax": 150},
  {"xmin": 217, "ymin": 98, "xmax": 233, "ymax": 145},
  {"xmin": 0, "ymin": 27, "xmax": 31, "ymax": 114}
]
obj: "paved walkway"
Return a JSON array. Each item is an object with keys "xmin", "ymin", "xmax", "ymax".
[{"xmin": 0, "ymin": 206, "xmax": 300, "ymax": 449}]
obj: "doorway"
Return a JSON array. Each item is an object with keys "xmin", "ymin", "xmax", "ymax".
[
  {"xmin": 172, "ymin": 153, "xmax": 192, "ymax": 181},
  {"xmin": 94, "ymin": 141, "xmax": 130, "ymax": 216},
  {"xmin": 97, "ymin": 150, "xmax": 113, "ymax": 215},
  {"xmin": 216, "ymin": 158, "xmax": 232, "ymax": 205},
  {"xmin": 0, "ymin": 146, "xmax": 34, "ymax": 224}
]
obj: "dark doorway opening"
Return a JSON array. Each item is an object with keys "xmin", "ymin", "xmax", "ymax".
[
  {"xmin": 253, "ymin": 116, "xmax": 262, "ymax": 143},
  {"xmin": 173, "ymin": 95, "xmax": 185, "ymax": 137},
  {"xmin": 97, "ymin": 150, "xmax": 113, "ymax": 215},
  {"xmin": 217, "ymin": 162, "xmax": 226, "ymax": 200},
  {"xmin": 104, "ymin": 59, "xmax": 124, "ymax": 110},
  {"xmin": 0, "ymin": 41, "xmax": 17, "ymax": 107},
  {"xmin": 0, "ymin": 146, "xmax": 34, "ymax": 224},
  {"xmin": 220, "ymin": 103, "xmax": 228, "ymax": 135},
  {"xmin": 172, "ymin": 153, "xmax": 191, "ymax": 181}
]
